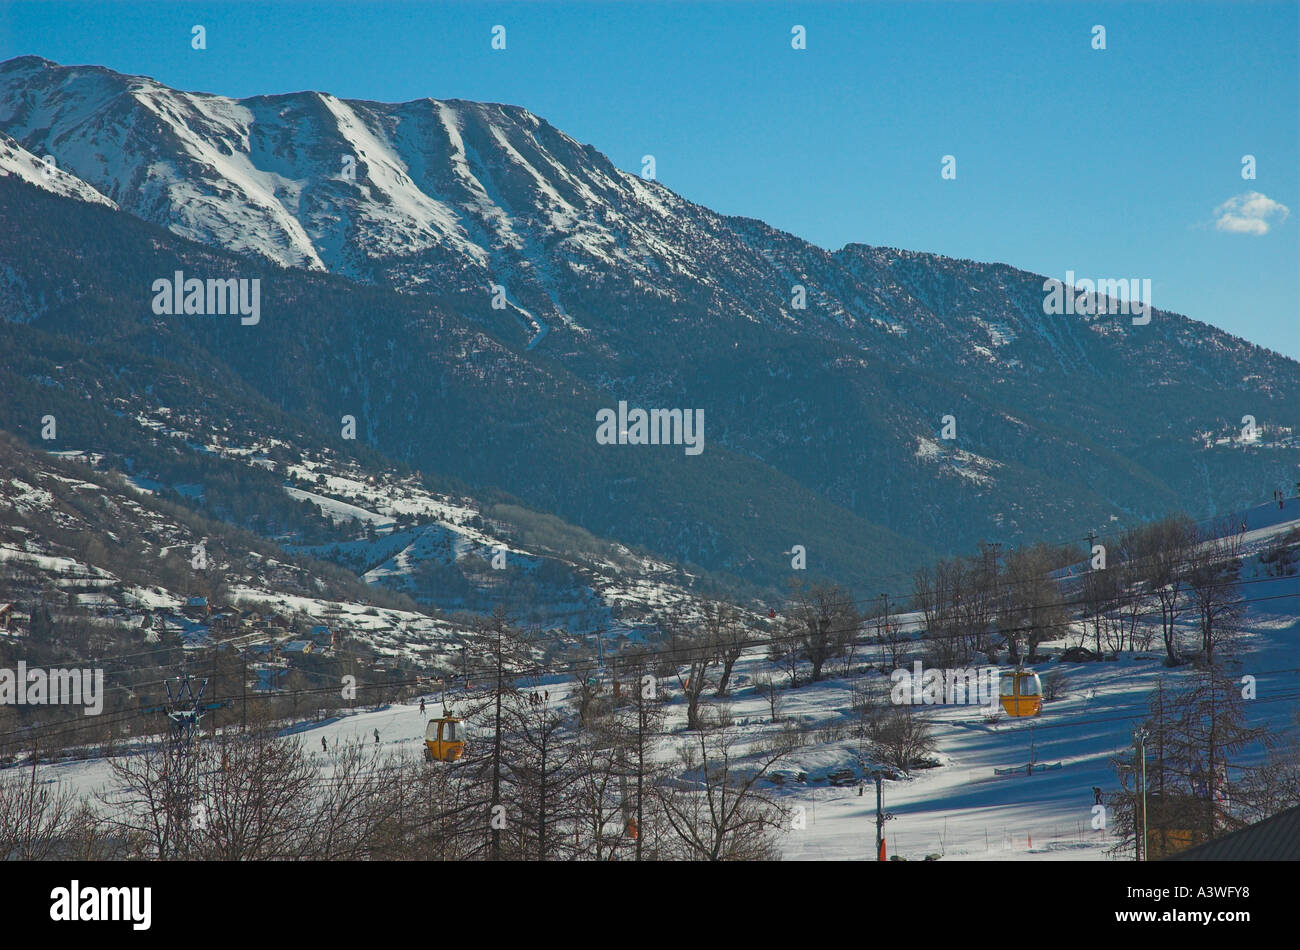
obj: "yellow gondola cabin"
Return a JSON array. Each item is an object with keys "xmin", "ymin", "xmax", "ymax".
[
  {"xmin": 425, "ymin": 716, "xmax": 466, "ymax": 762},
  {"xmin": 999, "ymin": 669, "xmax": 1043, "ymax": 717}
]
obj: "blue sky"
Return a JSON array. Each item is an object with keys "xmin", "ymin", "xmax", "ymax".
[{"xmin": 3, "ymin": 0, "xmax": 1297, "ymax": 356}]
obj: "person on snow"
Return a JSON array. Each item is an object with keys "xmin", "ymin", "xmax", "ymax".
[
  {"xmin": 373, "ymin": 728, "xmax": 380, "ymax": 745},
  {"xmin": 1092, "ymin": 786, "xmax": 1103, "ymax": 805},
  {"xmin": 321, "ymin": 736, "xmax": 328, "ymax": 754},
  {"xmin": 420, "ymin": 698, "xmax": 426, "ymax": 715}
]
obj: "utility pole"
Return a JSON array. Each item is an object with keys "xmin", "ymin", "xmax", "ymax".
[
  {"xmin": 209, "ymin": 651, "xmax": 218, "ymax": 737},
  {"xmin": 635, "ymin": 667, "xmax": 647, "ymax": 862},
  {"xmin": 875, "ymin": 771, "xmax": 884, "ymax": 858},
  {"xmin": 489, "ymin": 615, "xmax": 506, "ymax": 861},
  {"xmin": 28, "ymin": 737, "xmax": 38, "ymax": 806},
  {"xmin": 983, "ymin": 541, "xmax": 1003, "ymax": 613},
  {"xmin": 538, "ymin": 697, "xmax": 549, "ymax": 861},
  {"xmin": 1134, "ymin": 728, "xmax": 1148, "ymax": 861},
  {"xmin": 871, "ymin": 770, "xmax": 893, "ymax": 860}
]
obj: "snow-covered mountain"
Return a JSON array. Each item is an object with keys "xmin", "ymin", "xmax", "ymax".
[
  {"xmin": 1, "ymin": 55, "xmax": 1295, "ymax": 590},
  {"xmin": 0, "ymin": 56, "xmax": 687, "ymax": 296},
  {"xmin": 0, "ymin": 129, "xmax": 115, "ymax": 208}
]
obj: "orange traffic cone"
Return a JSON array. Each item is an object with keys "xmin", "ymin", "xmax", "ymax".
[{"xmin": 878, "ymin": 838, "xmax": 887, "ymax": 861}]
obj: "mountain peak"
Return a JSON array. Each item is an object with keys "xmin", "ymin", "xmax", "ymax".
[{"xmin": 0, "ymin": 56, "xmax": 671, "ymax": 283}]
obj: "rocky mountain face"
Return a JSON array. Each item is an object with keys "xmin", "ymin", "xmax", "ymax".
[
  {"xmin": 1, "ymin": 55, "xmax": 1294, "ymax": 594},
  {"xmin": 0, "ymin": 129, "xmax": 116, "ymax": 209}
]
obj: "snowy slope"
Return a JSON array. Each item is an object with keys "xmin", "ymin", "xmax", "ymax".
[
  {"xmin": 0, "ymin": 56, "xmax": 677, "ymax": 290},
  {"xmin": 24, "ymin": 508, "xmax": 1298, "ymax": 861},
  {"xmin": 0, "ymin": 131, "xmax": 116, "ymax": 208}
]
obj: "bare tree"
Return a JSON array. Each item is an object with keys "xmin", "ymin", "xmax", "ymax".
[
  {"xmin": 756, "ymin": 673, "xmax": 785, "ymax": 723},
  {"xmin": 187, "ymin": 727, "xmax": 318, "ymax": 859},
  {"xmin": 872, "ymin": 708, "xmax": 938, "ymax": 773},
  {"xmin": 613, "ymin": 655, "xmax": 668, "ymax": 860},
  {"xmin": 1110, "ymin": 671, "xmax": 1266, "ymax": 858},
  {"xmin": 1186, "ymin": 524, "xmax": 1245, "ymax": 665},
  {"xmin": 703, "ymin": 601, "xmax": 752, "ymax": 697},
  {"xmin": 1081, "ymin": 551, "xmax": 1117, "ymax": 655},
  {"xmin": 663, "ymin": 613, "xmax": 714, "ymax": 731},
  {"xmin": 305, "ymin": 741, "xmax": 405, "ymax": 860},
  {"xmin": 785, "ymin": 581, "xmax": 860, "ymax": 683},
  {"xmin": 504, "ymin": 691, "xmax": 579, "ymax": 861},
  {"xmin": 569, "ymin": 720, "xmax": 632, "ymax": 861},
  {"xmin": 0, "ymin": 759, "xmax": 80, "ymax": 859},
  {"xmin": 1142, "ymin": 515, "xmax": 1197, "ymax": 666},
  {"xmin": 872, "ymin": 596, "xmax": 909, "ymax": 671},
  {"xmin": 997, "ymin": 544, "xmax": 1065, "ymax": 663},
  {"xmin": 1116, "ymin": 527, "xmax": 1153, "ymax": 650},
  {"xmin": 915, "ymin": 561, "xmax": 963, "ymax": 667},
  {"xmin": 657, "ymin": 729, "xmax": 791, "ymax": 860},
  {"xmin": 100, "ymin": 739, "xmax": 195, "ymax": 859},
  {"xmin": 475, "ymin": 605, "xmax": 531, "ymax": 860},
  {"xmin": 1235, "ymin": 711, "xmax": 1300, "ymax": 823}
]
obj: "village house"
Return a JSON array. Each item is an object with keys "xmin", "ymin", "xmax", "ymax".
[
  {"xmin": 209, "ymin": 609, "xmax": 239, "ymax": 634},
  {"xmin": 181, "ymin": 596, "xmax": 210, "ymax": 623},
  {"xmin": 309, "ymin": 624, "xmax": 334, "ymax": 648}
]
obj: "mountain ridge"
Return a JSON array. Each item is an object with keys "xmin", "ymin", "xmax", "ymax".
[{"xmin": 1, "ymin": 56, "xmax": 1294, "ymax": 594}]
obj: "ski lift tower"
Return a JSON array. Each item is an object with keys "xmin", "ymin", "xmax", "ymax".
[
  {"xmin": 138, "ymin": 674, "xmax": 213, "ymax": 852},
  {"xmin": 165, "ymin": 675, "xmax": 209, "ymax": 750}
]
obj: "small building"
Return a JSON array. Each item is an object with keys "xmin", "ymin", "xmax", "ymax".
[
  {"xmin": 209, "ymin": 610, "xmax": 238, "ymax": 633},
  {"xmin": 310, "ymin": 624, "xmax": 333, "ymax": 647},
  {"xmin": 282, "ymin": 640, "xmax": 314, "ymax": 656},
  {"xmin": 0, "ymin": 603, "xmax": 13, "ymax": 632},
  {"xmin": 1167, "ymin": 805, "xmax": 1300, "ymax": 861}
]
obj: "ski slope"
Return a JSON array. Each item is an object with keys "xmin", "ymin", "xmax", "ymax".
[{"xmin": 18, "ymin": 506, "xmax": 1300, "ymax": 861}]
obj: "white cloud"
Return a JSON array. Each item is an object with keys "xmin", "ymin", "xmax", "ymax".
[{"xmin": 1213, "ymin": 191, "xmax": 1290, "ymax": 235}]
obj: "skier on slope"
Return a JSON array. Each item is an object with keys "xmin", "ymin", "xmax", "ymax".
[
  {"xmin": 1092, "ymin": 786, "xmax": 1103, "ymax": 806},
  {"xmin": 373, "ymin": 728, "xmax": 380, "ymax": 745},
  {"xmin": 321, "ymin": 736, "xmax": 328, "ymax": 754},
  {"xmin": 420, "ymin": 698, "xmax": 426, "ymax": 715}
]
